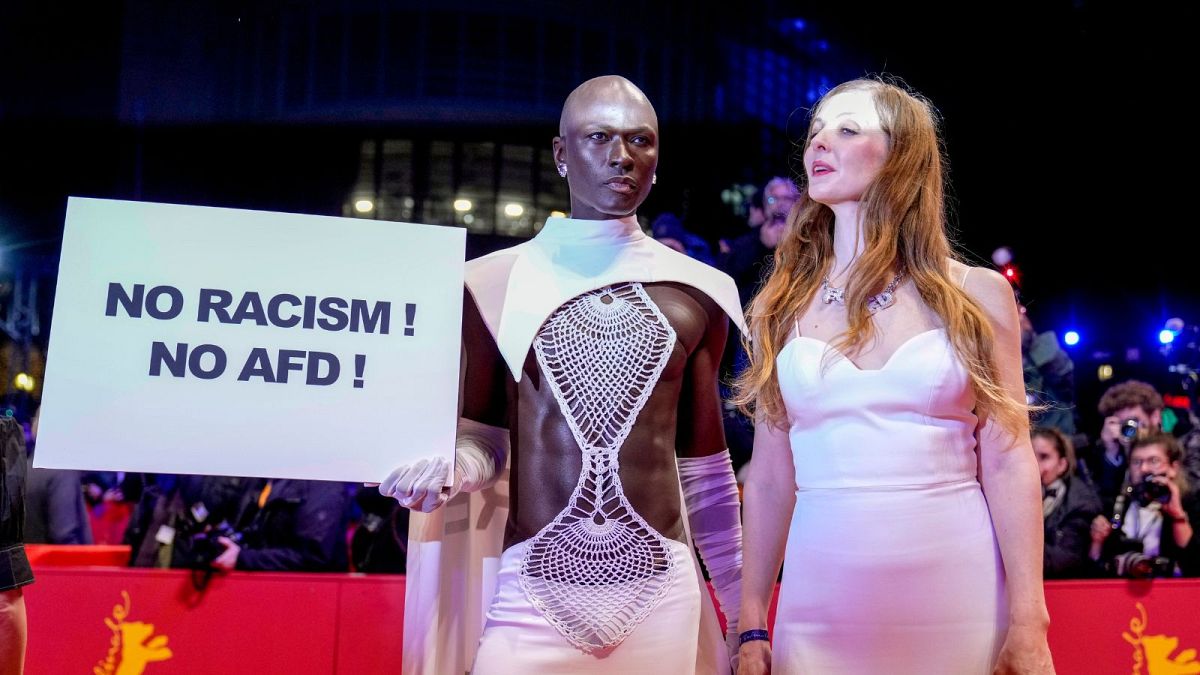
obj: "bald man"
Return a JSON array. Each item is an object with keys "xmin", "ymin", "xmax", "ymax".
[{"xmin": 384, "ymin": 76, "xmax": 745, "ymax": 674}]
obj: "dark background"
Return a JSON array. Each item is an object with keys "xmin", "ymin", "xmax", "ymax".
[{"xmin": 1, "ymin": 1, "xmax": 1193, "ymax": 424}]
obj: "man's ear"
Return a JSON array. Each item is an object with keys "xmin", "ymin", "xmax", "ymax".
[{"xmin": 552, "ymin": 136, "xmax": 566, "ymax": 167}]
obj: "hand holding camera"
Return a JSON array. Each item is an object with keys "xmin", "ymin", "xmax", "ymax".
[
  {"xmin": 1100, "ymin": 416, "xmax": 1140, "ymax": 453},
  {"xmin": 211, "ymin": 535, "xmax": 241, "ymax": 571},
  {"xmin": 1113, "ymin": 550, "xmax": 1176, "ymax": 578},
  {"xmin": 186, "ymin": 522, "xmax": 243, "ymax": 570},
  {"xmin": 1119, "ymin": 418, "xmax": 1141, "ymax": 445},
  {"xmin": 1131, "ymin": 474, "xmax": 1173, "ymax": 506},
  {"xmin": 1129, "ymin": 469, "xmax": 1185, "ymax": 520}
]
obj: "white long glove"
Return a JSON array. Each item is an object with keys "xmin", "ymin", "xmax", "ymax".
[
  {"xmin": 379, "ymin": 417, "xmax": 509, "ymax": 512},
  {"xmin": 380, "ymin": 456, "xmax": 456, "ymax": 512},
  {"xmin": 678, "ymin": 450, "xmax": 743, "ymax": 673}
]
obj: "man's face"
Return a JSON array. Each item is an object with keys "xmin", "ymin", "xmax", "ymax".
[
  {"xmin": 553, "ymin": 84, "xmax": 658, "ymax": 221},
  {"xmin": 758, "ymin": 181, "xmax": 796, "ymax": 249},
  {"xmin": 763, "ymin": 182, "xmax": 797, "ymax": 224},
  {"xmin": 1129, "ymin": 443, "xmax": 1176, "ymax": 484}
]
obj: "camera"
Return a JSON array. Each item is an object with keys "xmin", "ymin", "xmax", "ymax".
[
  {"xmin": 1114, "ymin": 551, "xmax": 1177, "ymax": 579},
  {"xmin": 1120, "ymin": 418, "xmax": 1141, "ymax": 444},
  {"xmin": 1131, "ymin": 474, "xmax": 1172, "ymax": 506},
  {"xmin": 182, "ymin": 522, "xmax": 242, "ymax": 569}
]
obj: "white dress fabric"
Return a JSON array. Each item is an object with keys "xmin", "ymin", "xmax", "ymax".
[
  {"xmin": 471, "ymin": 538, "xmax": 700, "ymax": 675},
  {"xmin": 773, "ymin": 328, "xmax": 1008, "ymax": 674}
]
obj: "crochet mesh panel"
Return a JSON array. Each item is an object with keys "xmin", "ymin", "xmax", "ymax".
[{"xmin": 521, "ymin": 283, "xmax": 679, "ymax": 653}]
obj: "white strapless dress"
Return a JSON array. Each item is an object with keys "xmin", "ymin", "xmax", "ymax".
[{"xmin": 773, "ymin": 329, "xmax": 1007, "ymax": 674}]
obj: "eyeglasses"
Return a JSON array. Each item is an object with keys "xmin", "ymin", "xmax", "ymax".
[{"xmin": 1130, "ymin": 455, "xmax": 1167, "ymax": 469}]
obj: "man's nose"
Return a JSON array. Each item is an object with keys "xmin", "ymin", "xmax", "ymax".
[{"xmin": 609, "ymin": 138, "xmax": 633, "ymax": 168}]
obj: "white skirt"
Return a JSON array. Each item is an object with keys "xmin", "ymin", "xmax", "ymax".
[
  {"xmin": 774, "ymin": 479, "xmax": 1008, "ymax": 674},
  {"xmin": 471, "ymin": 538, "xmax": 701, "ymax": 674}
]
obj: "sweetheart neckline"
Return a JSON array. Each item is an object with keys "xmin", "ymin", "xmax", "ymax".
[{"xmin": 777, "ymin": 328, "xmax": 947, "ymax": 373}]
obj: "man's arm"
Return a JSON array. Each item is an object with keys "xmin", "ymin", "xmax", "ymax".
[
  {"xmin": 675, "ymin": 293, "xmax": 729, "ymax": 460},
  {"xmin": 379, "ymin": 290, "xmax": 509, "ymax": 511},
  {"xmin": 459, "ymin": 288, "xmax": 509, "ymax": 428},
  {"xmin": 674, "ymin": 293, "xmax": 742, "ymax": 667}
]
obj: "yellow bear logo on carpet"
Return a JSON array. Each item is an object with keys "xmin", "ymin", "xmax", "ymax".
[
  {"xmin": 1124, "ymin": 602, "xmax": 1199, "ymax": 675},
  {"xmin": 94, "ymin": 591, "xmax": 173, "ymax": 675}
]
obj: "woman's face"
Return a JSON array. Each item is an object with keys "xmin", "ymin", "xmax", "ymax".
[
  {"xmin": 803, "ymin": 88, "xmax": 890, "ymax": 207},
  {"xmin": 1033, "ymin": 435, "xmax": 1069, "ymax": 486}
]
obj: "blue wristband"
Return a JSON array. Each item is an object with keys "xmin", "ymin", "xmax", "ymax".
[{"xmin": 739, "ymin": 629, "xmax": 770, "ymax": 645}]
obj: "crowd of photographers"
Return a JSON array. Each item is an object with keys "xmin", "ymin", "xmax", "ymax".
[{"xmin": 1036, "ymin": 379, "xmax": 1200, "ymax": 579}]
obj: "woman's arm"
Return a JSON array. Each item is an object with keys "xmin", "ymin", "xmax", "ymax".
[
  {"xmin": 736, "ymin": 417, "xmax": 796, "ymax": 673},
  {"xmin": 965, "ymin": 268, "xmax": 1054, "ymax": 672}
]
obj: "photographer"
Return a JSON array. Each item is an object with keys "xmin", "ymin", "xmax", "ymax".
[
  {"xmin": 209, "ymin": 478, "xmax": 350, "ymax": 573},
  {"xmin": 126, "ymin": 474, "xmax": 250, "ymax": 568},
  {"xmin": 1034, "ymin": 427, "xmax": 1103, "ymax": 578},
  {"xmin": 1089, "ymin": 432, "xmax": 1198, "ymax": 577},
  {"xmin": 1082, "ymin": 380, "xmax": 1164, "ymax": 513}
]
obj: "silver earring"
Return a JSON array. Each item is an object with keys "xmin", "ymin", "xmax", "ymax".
[
  {"xmin": 652, "ymin": 173, "xmax": 657, "ymax": 185},
  {"xmin": 557, "ymin": 163, "xmax": 567, "ymax": 178}
]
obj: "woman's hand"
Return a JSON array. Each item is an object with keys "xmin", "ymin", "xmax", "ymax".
[
  {"xmin": 993, "ymin": 623, "xmax": 1055, "ymax": 674},
  {"xmin": 736, "ymin": 640, "xmax": 771, "ymax": 675}
]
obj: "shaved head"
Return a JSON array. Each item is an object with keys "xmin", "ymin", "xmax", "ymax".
[
  {"xmin": 559, "ymin": 75, "xmax": 658, "ymax": 137},
  {"xmin": 553, "ymin": 75, "xmax": 660, "ymax": 220}
]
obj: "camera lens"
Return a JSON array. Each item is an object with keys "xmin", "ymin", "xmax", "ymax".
[{"xmin": 1121, "ymin": 419, "xmax": 1140, "ymax": 441}]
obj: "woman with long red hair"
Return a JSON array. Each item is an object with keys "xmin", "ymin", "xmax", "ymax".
[{"xmin": 733, "ymin": 77, "xmax": 1053, "ymax": 674}]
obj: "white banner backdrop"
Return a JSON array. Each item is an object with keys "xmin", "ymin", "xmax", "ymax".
[{"xmin": 34, "ymin": 197, "xmax": 465, "ymax": 483}]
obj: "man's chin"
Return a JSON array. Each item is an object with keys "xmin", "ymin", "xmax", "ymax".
[{"xmin": 580, "ymin": 202, "xmax": 638, "ymax": 221}]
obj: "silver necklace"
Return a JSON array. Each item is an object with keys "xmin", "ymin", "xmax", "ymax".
[{"xmin": 820, "ymin": 268, "xmax": 905, "ymax": 314}]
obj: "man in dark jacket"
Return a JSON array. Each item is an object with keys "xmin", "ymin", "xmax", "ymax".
[{"xmin": 211, "ymin": 478, "xmax": 350, "ymax": 572}]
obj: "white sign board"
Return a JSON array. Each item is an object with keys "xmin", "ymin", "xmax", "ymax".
[{"xmin": 34, "ymin": 197, "xmax": 465, "ymax": 483}]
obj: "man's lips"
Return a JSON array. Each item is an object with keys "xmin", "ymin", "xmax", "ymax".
[{"xmin": 605, "ymin": 177, "xmax": 638, "ymax": 193}]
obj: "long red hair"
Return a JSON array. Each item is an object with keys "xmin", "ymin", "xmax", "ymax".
[{"xmin": 733, "ymin": 77, "xmax": 1026, "ymax": 433}]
